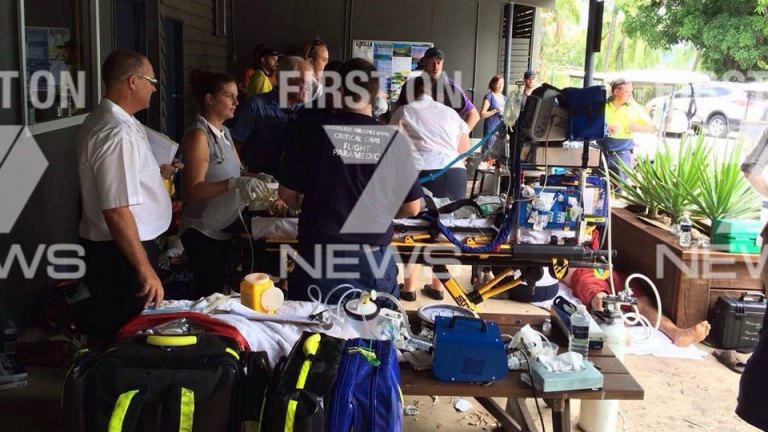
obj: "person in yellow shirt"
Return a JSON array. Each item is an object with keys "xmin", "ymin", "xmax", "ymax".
[
  {"xmin": 247, "ymin": 47, "xmax": 280, "ymax": 97},
  {"xmin": 601, "ymin": 79, "xmax": 654, "ymax": 181}
]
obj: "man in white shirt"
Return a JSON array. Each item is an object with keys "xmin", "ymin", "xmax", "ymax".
[{"xmin": 77, "ymin": 50, "xmax": 171, "ymax": 345}]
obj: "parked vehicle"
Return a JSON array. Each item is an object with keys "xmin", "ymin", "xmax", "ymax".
[{"xmin": 647, "ymin": 82, "xmax": 768, "ymax": 138}]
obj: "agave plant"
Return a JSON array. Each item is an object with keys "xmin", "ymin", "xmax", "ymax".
[
  {"xmin": 685, "ymin": 140, "xmax": 760, "ymax": 222},
  {"xmin": 610, "ymin": 134, "xmax": 710, "ymax": 222}
]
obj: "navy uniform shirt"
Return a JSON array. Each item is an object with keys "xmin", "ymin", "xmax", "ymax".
[{"xmin": 277, "ymin": 110, "xmax": 423, "ymax": 246}]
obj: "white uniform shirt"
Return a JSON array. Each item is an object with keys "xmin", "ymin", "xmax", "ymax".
[
  {"xmin": 389, "ymin": 95, "xmax": 469, "ymax": 171},
  {"xmin": 77, "ymin": 98, "xmax": 172, "ymax": 241}
]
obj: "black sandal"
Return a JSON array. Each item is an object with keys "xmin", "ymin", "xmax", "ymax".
[
  {"xmin": 398, "ymin": 283, "xmax": 417, "ymax": 302},
  {"xmin": 421, "ymin": 284, "xmax": 445, "ymax": 300}
]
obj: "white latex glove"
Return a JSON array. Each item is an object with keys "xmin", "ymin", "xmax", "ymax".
[{"xmin": 228, "ymin": 176, "xmax": 269, "ymax": 201}]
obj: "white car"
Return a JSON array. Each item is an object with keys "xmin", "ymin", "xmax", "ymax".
[{"xmin": 647, "ymin": 82, "xmax": 768, "ymax": 138}]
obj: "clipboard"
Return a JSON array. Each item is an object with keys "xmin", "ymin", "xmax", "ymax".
[{"xmin": 144, "ymin": 126, "xmax": 179, "ymax": 165}]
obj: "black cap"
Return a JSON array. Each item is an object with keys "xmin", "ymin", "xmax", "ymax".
[
  {"xmin": 257, "ymin": 47, "xmax": 280, "ymax": 58},
  {"xmin": 423, "ymin": 47, "xmax": 444, "ymax": 60},
  {"xmin": 523, "ymin": 70, "xmax": 536, "ymax": 79}
]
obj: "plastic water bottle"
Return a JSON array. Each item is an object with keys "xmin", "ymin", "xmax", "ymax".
[
  {"xmin": 679, "ymin": 212, "xmax": 692, "ymax": 247},
  {"xmin": 569, "ymin": 305, "xmax": 590, "ymax": 360}
]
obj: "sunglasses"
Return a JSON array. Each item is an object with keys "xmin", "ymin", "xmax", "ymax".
[{"xmin": 131, "ymin": 74, "xmax": 160, "ymax": 88}]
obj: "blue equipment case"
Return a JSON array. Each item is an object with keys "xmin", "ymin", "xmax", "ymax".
[{"xmin": 432, "ymin": 316, "xmax": 508, "ymax": 383}]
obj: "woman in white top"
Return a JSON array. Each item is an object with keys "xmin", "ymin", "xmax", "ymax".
[
  {"xmin": 389, "ymin": 76, "xmax": 470, "ymax": 301},
  {"xmin": 180, "ymin": 70, "xmax": 267, "ymax": 298}
]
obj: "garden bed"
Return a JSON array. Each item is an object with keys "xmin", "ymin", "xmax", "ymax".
[{"xmin": 611, "ymin": 207, "xmax": 762, "ymax": 327}]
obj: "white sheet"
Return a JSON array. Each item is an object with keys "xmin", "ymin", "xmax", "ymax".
[
  {"xmin": 149, "ymin": 298, "xmax": 361, "ymax": 368},
  {"xmin": 530, "ymin": 283, "xmax": 707, "ymax": 360}
]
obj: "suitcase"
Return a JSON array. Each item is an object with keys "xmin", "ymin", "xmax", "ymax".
[
  {"xmin": 709, "ymin": 292, "xmax": 767, "ymax": 351},
  {"xmin": 62, "ymin": 334, "xmax": 270, "ymax": 432}
]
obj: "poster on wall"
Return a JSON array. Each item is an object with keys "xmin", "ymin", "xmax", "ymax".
[
  {"xmin": 352, "ymin": 39, "xmax": 432, "ymax": 104},
  {"xmin": 25, "ymin": 26, "xmax": 71, "ymax": 89}
]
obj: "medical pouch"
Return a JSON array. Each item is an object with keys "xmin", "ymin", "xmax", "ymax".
[
  {"xmin": 327, "ymin": 339, "xmax": 403, "ymax": 432},
  {"xmin": 561, "ymin": 86, "xmax": 607, "ymax": 141},
  {"xmin": 260, "ymin": 332, "xmax": 346, "ymax": 432}
]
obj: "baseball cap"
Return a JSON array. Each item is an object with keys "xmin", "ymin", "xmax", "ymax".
[
  {"xmin": 523, "ymin": 70, "xmax": 537, "ymax": 79},
  {"xmin": 423, "ymin": 47, "xmax": 444, "ymax": 60},
  {"xmin": 610, "ymin": 78, "xmax": 631, "ymax": 92},
  {"xmin": 257, "ymin": 47, "xmax": 281, "ymax": 58}
]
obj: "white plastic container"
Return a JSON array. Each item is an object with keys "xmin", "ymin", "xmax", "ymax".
[{"xmin": 578, "ymin": 313, "xmax": 626, "ymax": 432}]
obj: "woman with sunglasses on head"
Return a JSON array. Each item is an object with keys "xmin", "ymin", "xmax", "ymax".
[{"xmin": 180, "ymin": 70, "xmax": 268, "ymax": 298}]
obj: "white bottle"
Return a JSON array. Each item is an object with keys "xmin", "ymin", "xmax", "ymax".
[
  {"xmin": 569, "ymin": 305, "xmax": 590, "ymax": 360},
  {"xmin": 679, "ymin": 212, "xmax": 692, "ymax": 247},
  {"xmin": 542, "ymin": 318, "xmax": 552, "ymax": 336}
]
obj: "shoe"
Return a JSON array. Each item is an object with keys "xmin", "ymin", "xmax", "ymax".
[
  {"xmin": 713, "ymin": 349, "xmax": 746, "ymax": 374},
  {"xmin": 421, "ymin": 284, "xmax": 445, "ymax": 301},
  {"xmin": 399, "ymin": 284, "xmax": 417, "ymax": 302}
]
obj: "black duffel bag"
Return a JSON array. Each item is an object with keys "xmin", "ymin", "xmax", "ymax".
[{"xmin": 63, "ymin": 334, "xmax": 270, "ymax": 432}]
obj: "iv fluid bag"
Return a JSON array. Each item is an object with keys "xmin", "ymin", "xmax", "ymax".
[{"xmin": 503, "ymin": 91, "xmax": 523, "ymax": 126}]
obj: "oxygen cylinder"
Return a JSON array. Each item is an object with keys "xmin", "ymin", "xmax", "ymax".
[{"xmin": 578, "ymin": 311, "xmax": 626, "ymax": 432}]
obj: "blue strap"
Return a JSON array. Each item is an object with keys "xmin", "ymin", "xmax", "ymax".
[{"xmin": 418, "ymin": 121, "xmax": 506, "ymax": 184}]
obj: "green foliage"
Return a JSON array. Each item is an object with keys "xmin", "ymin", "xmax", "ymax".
[
  {"xmin": 622, "ymin": 0, "xmax": 768, "ymax": 75},
  {"xmin": 611, "ymin": 135, "xmax": 760, "ymax": 225},
  {"xmin": 540, "ymin": 0, "xmax": 698, "ymax": 85},
  {"xmin": 687, "ymin": 141, "xmax": 760, "ymax": 221},
  {"xmin": 611, "ymin": 134, "xmax": 709, "ymax": 221}
]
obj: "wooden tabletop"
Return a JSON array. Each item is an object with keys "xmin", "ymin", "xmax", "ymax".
[
  {"xmin": 401, "ymin": 312, "xmax": 644, "ymax": 402},
  {"xmin": 400, "ymin": 312, "xmax": 643, "ymax": 432}
]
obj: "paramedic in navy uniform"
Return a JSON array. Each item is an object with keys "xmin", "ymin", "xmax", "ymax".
[
  {"xmin": 277, "ymin": 58, "xmax": 423, "ymax": 303},
  {"xmin": 77, "ymin": 50, "xmax": 169, "ymax": 345},
  {"xmin": 737, "ymin": 127, "xmax": 768, "ymax": 431}
]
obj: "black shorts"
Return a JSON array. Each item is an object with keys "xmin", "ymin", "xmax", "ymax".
[
  {"xmin": 421, "ymin": 167, "xmax": 467, "ymax": 201},
  {"xmin": 737, "ymin": 309, "xmax": 768, "ymax": 430}
]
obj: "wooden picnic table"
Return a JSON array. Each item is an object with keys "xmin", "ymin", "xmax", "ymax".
[{"xmin": 400, "ymin": 312, "xmax": 644, "ymax": 432}]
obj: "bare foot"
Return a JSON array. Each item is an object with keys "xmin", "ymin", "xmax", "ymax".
[{"xmin": 672, "ymin": 321, "xmax": 711, "ymax": 347}]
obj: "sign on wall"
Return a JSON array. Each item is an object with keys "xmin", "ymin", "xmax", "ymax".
[{"xmin": 352, "ymin": 39, "xmax": 432, "ymax": 103}]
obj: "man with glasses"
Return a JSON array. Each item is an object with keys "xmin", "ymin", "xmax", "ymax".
[
  {"xmin": 601, "ymin": 79, "xmax": 653, "ymax": 182},
  {"xmin": 76, "ymin": 49, "xmax": 170, "ymax": 346}
]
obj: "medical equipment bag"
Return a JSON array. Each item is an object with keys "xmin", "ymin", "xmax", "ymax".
[
  {"xmin": 260, "ymin": 332, "xmax": 346, "ymax": 432},
  {"xmin": 327, "ymin": 338, "xmax": 403, "ymax": 432},
  {"xmin": 561, "ymin": 86, "xmax": 607, "ymax": 141},
  {"xmin": 62, "ymin": 333, "xmax": 270, "ymax": 432},
  {"xmin": 709, "ymin": 292, "xmax": 767, "ymax": 351}
]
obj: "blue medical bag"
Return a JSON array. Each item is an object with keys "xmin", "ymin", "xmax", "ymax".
[{"xmin": 432, "ymin": 316, "xmax": 508, "ymax": 383}]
